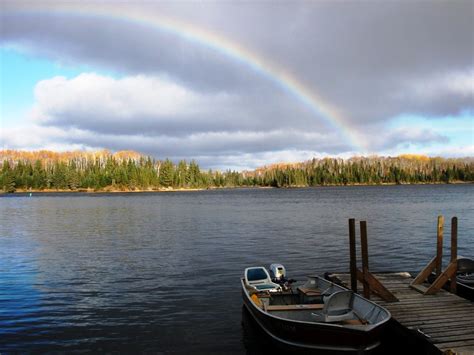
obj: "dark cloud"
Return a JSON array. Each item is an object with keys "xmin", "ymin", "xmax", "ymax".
[{"xmin": 0, "ymin": 9, "xmax": 270, "ymax": 93}]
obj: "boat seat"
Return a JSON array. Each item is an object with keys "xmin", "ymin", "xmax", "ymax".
[
  {"xmin": 322, "ymin": 290, "xmax": 354, "ymax": 322},
  {"xmin": 297, "ymin": 286, "xmax": 321, "ymax": 297},
  {"xmin": 244, "ymin": 267, "xmax": 281, "ymax": 293},
  {"xmin": 253, "ymin": 283, "xmax": 281, "ymax": 291},
  {"xmin": 267, "ymin": 304, "xmax": 324, "ymax": 311}
]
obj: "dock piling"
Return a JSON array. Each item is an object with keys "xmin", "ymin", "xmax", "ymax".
[
  {"xmin": 360, "ymin": 221, "xmax": 370, "ymax": 299},
  {"xmin": 436, "ymin": 215, "xmax": 444, "ymax": 277},
  {"xmin": 450, "ymin": 217, "xmax": 458, "ymax": 293},
  {"xmin": 348, "ymin": 218, "xmax": 357, "ymax": 293}
]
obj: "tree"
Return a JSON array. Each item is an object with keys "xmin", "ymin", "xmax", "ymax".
[
  {"xmin": 32, "ymin": 160, "xmax": 46, "ymax": 189},
  {"xmin": 187, "ymin": 160, "xmax": 201, "ymax": 187},
  {"xmin": 159, "ymin": 159, "xmax": 174, "ymax": 187},
  {"xmin": 175, "ymin": 160, "xmax": 187, "ymax": 187},
  {"xmin": 3, "ymin": 173, "xmax": 16, "ymax": 193}
]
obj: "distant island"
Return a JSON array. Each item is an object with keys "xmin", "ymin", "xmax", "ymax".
[{"xmin": 0, "ymin": 150, "xmax": 472, "ymax": 193}]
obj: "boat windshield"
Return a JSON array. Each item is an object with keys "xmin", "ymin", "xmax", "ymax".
[{"xmin": 247, "ymin": 268, "xmax": 268, "ymax": 281}]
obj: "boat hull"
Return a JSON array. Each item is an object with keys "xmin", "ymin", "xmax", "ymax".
[
  {"xmin": 241, "ymin": 284, "xmax": 385, "ymax": 352},
  {"xmin": 428, "ymin": 272, "xmax": 474, "ymax": 301}
]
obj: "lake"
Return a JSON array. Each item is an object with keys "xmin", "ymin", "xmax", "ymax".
[{"xmin": 0, "ymin": 184, "xmax": 473, "ymax": 352}]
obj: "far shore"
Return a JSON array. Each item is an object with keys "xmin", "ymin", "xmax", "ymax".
[
  {"xmin": 1, "ymin": 181, "xmax": 471, "ymax": 194},
  {"xmin": 4, "ymin": 187, "xmax": 209, "ymax": 194}
]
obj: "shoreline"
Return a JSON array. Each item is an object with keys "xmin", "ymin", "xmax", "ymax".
[{"xmin": 1, "ymin": 181, "xmax": 471, "ymax": 194}]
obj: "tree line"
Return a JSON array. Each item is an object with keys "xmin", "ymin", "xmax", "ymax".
[{"xmin": 0, "ymin": 151, "xmax": 472, "ymax": 192}]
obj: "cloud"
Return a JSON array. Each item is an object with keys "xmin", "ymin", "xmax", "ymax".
[
  {"xmin": 2, "ymin": 2, "xmax": 472, "ymax": 124},
  {"xmin": 383, "ymin": 128, "xmax": 449, "ymax": 150},
  {"xmin": 28, "ymin": 72, "xmax": 338, "ymax": 136},
  {"xmin": 393, "ymin": 69, "xmax": 474, "ymax": 116},
  {"xmin": 0, "ymin": 8, "xmax": 258, "ymax": 93},
  {"xmin": 416, "ymin": 70, "xmax": 473, "ymax": 99},
  {"xmin": 0, "ymin": 123, "xmax": 351, "ymax": 170},
  {"xmin": 0, "ymin": 125, "xmax": 92, "ymax": 151},
  {"xmin": 30, "ymin": 73, "xmax": 242, "ymax": 135},
  {"xmin": 1, "ymin": 1, "xmax": 473, "ymax": 167},
  {"xmin": 428, "ymin": 145, "xmax": 474, "ymax": 157},
  {"xmin": 360, "ymin": 120, "xmax": 451, "ymax": 152}
]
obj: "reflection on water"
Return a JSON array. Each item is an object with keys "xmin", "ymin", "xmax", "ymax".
[{"xmin": 0, "ymin": 185, "xmax": 472, "ymax": 352}]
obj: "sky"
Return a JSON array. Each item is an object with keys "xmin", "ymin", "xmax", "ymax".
[{"xmin": 0, "ymin": 1, "xmax": 473, "ymax": 170}]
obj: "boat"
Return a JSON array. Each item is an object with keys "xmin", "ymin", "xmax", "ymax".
[
  {"xmin": 241, "ymin": 264, "xmax": 391, "ymax": 352},
  {"xmin": 456, "ymin": 257, "xmax": 474, "ymax": 287},
  {"xmin": 429, "ymin": 257, "xmax": 474, "ymax": 301}
]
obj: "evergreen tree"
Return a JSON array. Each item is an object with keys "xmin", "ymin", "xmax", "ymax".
[
  {"xmin": 176, "ymin": 160, "xmax": 187, "ymax": 187},
  {"xmin": 3, "ymin": 173, "xmax": 16, "ymax": 193},
  {"xmin": 159, "ymin": 159, "xmax": 174, "ymax": 187}
]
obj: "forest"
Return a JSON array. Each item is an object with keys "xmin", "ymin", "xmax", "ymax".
[{"xmin": 0, "ymin": 150, "xmax": 473, "ymax": 193}]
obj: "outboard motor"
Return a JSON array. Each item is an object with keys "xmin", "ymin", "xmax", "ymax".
[{"xmin": 269, "ymin": 264, "xmax": 287, "ymax": 285}]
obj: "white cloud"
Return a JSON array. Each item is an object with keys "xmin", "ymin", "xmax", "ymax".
[
  {"xmin": 0, "ymin": 124, "xmax": 92, "ymax": 151},
  {"xmin": 403, "ymin": 69, "xmax": 474, "ymax": 102},
  {"xmin": 195, "ymin": 150, "xmax": 360, "ymax": 171},
  {"xmin": 28, "ymin": 72, "xmax": 333, "ymax": 138},
  {"xmin": 30, "ymin": 73, "xmax": 237, "ymax": 129}
]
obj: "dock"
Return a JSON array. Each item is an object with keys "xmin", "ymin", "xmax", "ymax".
[
  {"xmin": 329, "ymin": 272, "xmax": 474, "ymax": 354},
  {"xmin": 334, "ymin": 217, "xmax": 474, "ymax": 354}
]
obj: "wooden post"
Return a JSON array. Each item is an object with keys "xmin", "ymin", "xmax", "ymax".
[
  {"xmin": 360, "ymin": 221, "xmax": 370, "ymax": 299},
  {"xmin": 436, "ymin": 215, "xmax": 444, "ymax": 277},
  {"xmin": 349, "ymin": 218, "xmax": 357, "ymax": 293},
  {"xmin": 450, "ymin": 217, "xmax": 458, "ymax": 293}
]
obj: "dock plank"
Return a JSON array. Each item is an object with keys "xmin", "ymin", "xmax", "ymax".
[{"xmin": 331, "ymin": 272, "xmax": 474, "ymax": 354}]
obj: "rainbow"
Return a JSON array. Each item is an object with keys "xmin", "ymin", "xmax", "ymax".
[{"xmin": 10, "ymin": 4, "xmax": 366, "ymax": 152}]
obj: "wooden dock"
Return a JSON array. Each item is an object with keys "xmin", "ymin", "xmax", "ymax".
[{"xmin": 329, "ymin": 272, "xmax": 474, "ymax": 354}]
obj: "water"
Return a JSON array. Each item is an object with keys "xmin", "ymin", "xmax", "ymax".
[{"xmin": 0, "ymin": 185, "xmax": 473, "ymax": 352}]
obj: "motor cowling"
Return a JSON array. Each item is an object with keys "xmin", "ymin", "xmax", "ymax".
[{"xmin": 269, "ymin": 264, "xmax": 287, "ymax": 283}]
